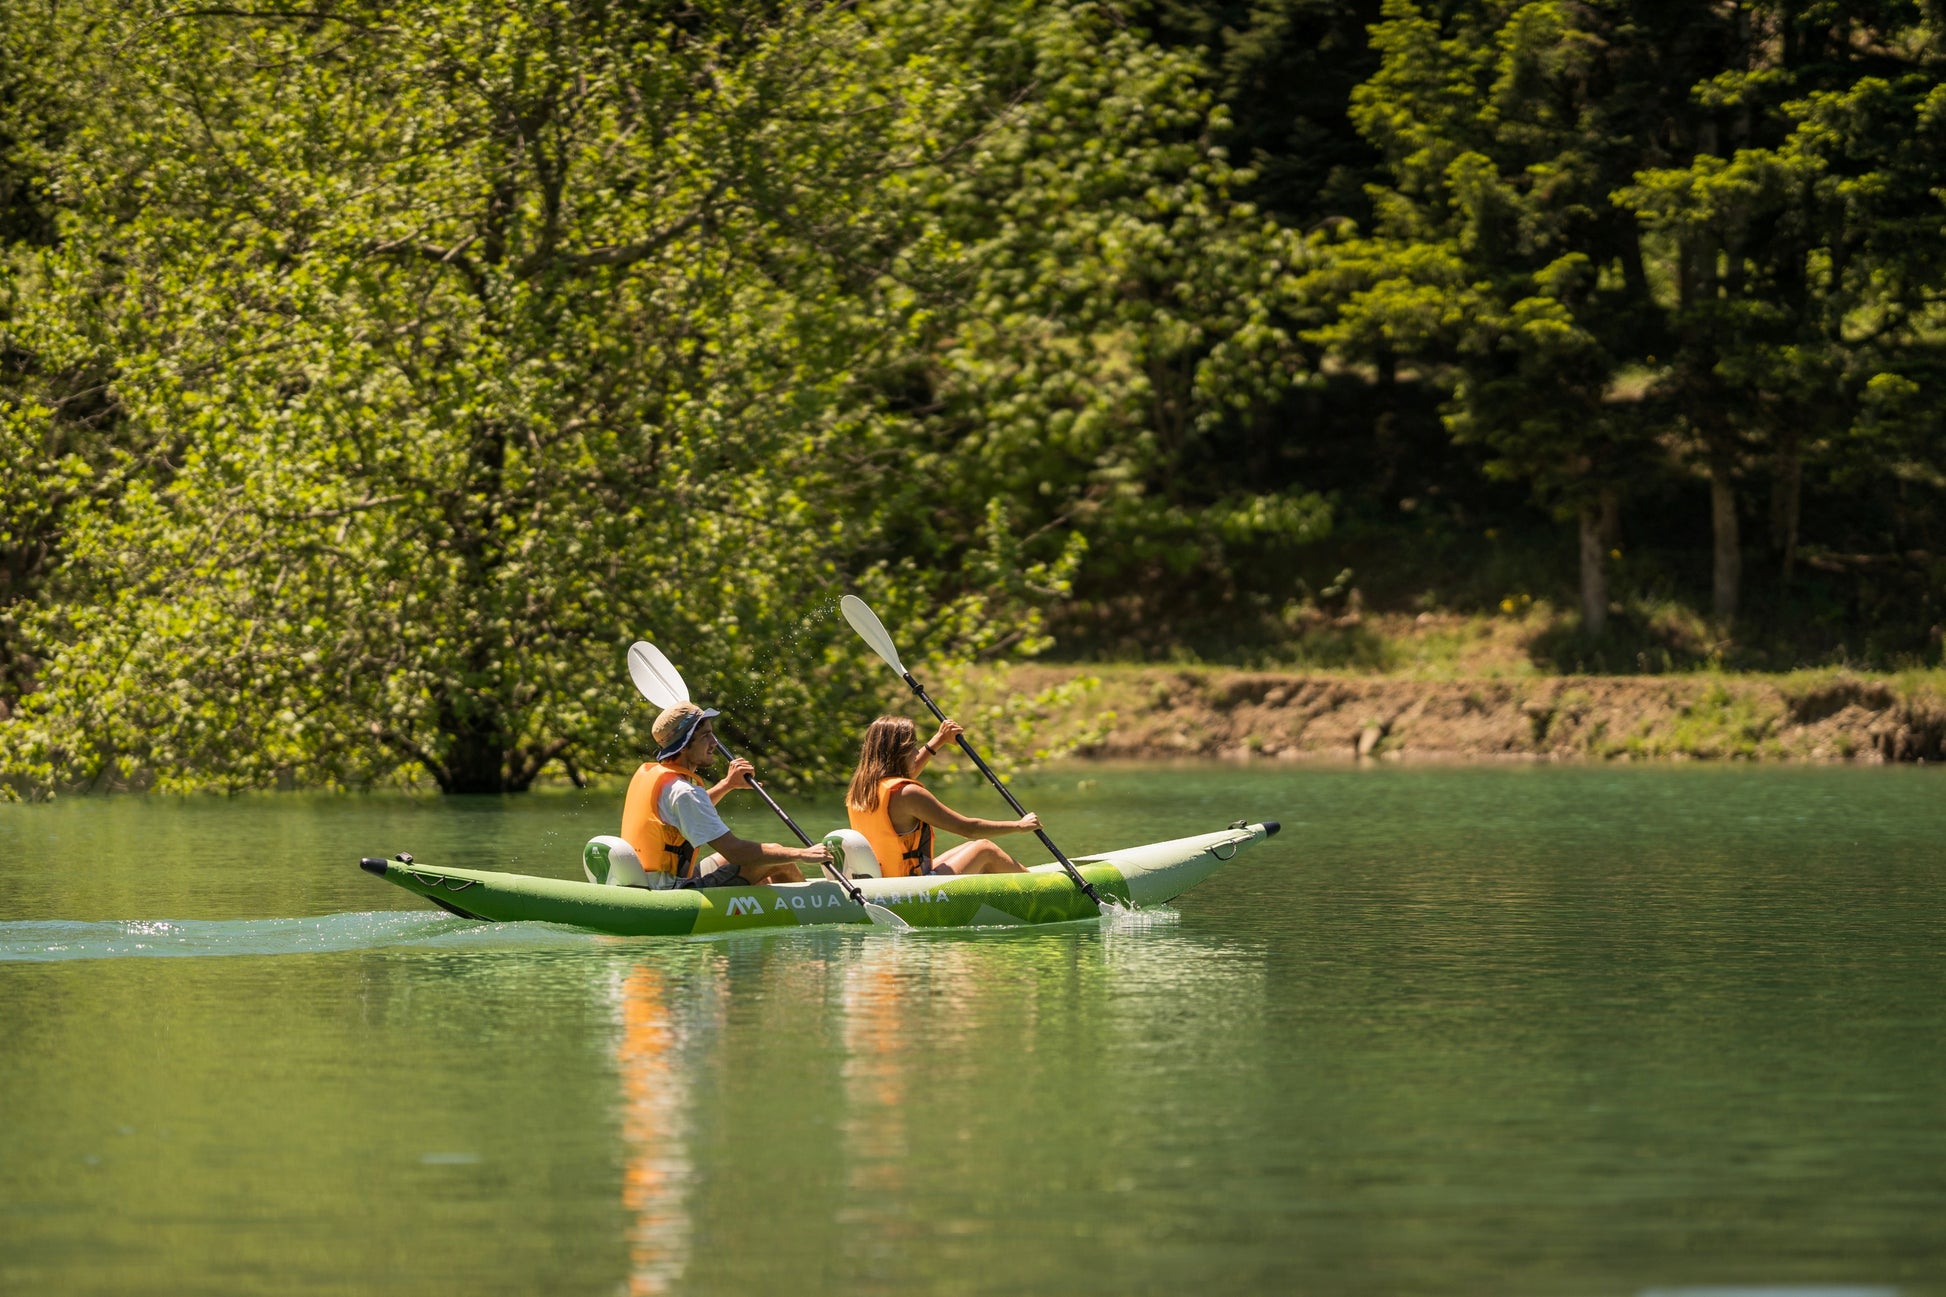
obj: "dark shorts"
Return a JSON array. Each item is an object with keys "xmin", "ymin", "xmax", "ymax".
[{"xmin": 677, "ymin": 863, "xmax": 745, "ymax": 890}]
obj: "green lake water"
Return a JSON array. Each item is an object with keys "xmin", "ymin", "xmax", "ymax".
[{"xmin": 3, "ymin": 763, "xmax": 1943, "ymax": 1296}]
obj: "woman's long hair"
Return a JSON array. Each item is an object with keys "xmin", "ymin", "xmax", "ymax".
[{"xmin": 846, "ymin": 716, "xmax": 920, "ymax": 811}]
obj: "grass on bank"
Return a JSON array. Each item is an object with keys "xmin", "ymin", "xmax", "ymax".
[
  {"xmin": 1054, "ymin": 501, "xmax": 1946, "ymax": 677},
  {"xmin": 1052, "ymin": 594, "xmax": 1945, "ymax": 680}
]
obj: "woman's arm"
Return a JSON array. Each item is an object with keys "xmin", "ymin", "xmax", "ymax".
[
  {"xmin": 911, "ymin": 719, "xmax": 962, "ymax": 774},
  {"xmin": 890, "ymin": 783, "xmax": 1038, "ymax": 840}
]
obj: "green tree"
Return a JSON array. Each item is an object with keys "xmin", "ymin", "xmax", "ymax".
[
  {"xmin": 1615, "ymin": 13, "xmax": 1946, "ymax": 616},
  {"xmin": 1298, "ymin": 0, "xmax": 1663, "ymax": 632},
  {"xmin": 1131, "ymin": 0, "xmax": 1387, "ymax": 226},
  {"xmin": 2, "ymin": 0, "xmax": 1300, "ymax": 795},
  {"xmin": 1, "ymin": 0, "xmax": 138, "ymax": 717},
  {"xmin": 1300, "ymin": 0, "xmax": 1945, "ymax": 632},
  {"xmin": 861, "ymin": 4, "xmax": 1328, "ymax": 625}
]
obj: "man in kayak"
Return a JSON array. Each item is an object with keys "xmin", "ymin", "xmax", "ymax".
[
  {"xmin": 845, "ymin": 716, "xmax": 1037, "ymax": 877},
  {"xmin": 622, "ymin": 702, "xmax": 831, "ymax": 888}
]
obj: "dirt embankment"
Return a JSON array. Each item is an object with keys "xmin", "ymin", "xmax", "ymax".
[{"xmin": 993, "ymin": 667, "xmax": 1946, "ymax": 764}]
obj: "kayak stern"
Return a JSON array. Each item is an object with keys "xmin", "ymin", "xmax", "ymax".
[{"xmin": 1065, "ymin": 820, "xmax": 1278, "ymax": 908}]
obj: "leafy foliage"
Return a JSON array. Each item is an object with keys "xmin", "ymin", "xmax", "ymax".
[
  {"xmin": 1, "ymin": 0, "xmax": 1298, "ymax": 795},
  {"xmin": 4, "ymin": 0, "xmax": 1945, "ymax": 798},
  {"xmin": 1289, "ymin": 0, "xmax": 1946, "ymax": 633}
]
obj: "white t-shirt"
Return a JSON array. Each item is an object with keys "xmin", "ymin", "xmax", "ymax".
[{"xmin": 658, "ymin": 777, "xmax": 730, "ymax": 848}]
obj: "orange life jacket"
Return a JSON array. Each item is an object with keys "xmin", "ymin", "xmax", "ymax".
[
  {"xmin": 620, "ymin": 762, "xmax": 708, "ymax": 878},
  {"xmin": 847, "ymin": 777, "xmax": 935, "ymax": 878}
]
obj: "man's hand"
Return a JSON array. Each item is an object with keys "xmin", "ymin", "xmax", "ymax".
[{"xmin": 717, "ymin": 757, "xmax": 756, "ymax": 792}]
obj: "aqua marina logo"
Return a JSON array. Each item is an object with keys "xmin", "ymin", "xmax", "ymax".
[{"xmin": 721, "ymin": 889, "xmax": 948, "ymax": 918}]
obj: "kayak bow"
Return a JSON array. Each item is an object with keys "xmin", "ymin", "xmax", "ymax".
[{"xmin": 359, "ymin": 821, "xmax": 1279, "ymax": 937}]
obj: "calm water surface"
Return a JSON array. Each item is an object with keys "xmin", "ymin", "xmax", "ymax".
[{"xmin": 2, "ymin": 763, "xmax": 1943, "ymax": 1295}]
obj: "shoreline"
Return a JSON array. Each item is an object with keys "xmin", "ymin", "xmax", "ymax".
[{"xmin": 973, "ymin": 665, "xmax": 1946, "ymax": 765}]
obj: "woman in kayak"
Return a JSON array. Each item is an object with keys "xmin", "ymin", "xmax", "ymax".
[{"xmin": 845, "ymin": 716, "xmax": 1037, "ymax": 877}]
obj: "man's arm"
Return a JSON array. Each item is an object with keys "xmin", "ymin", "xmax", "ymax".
[
  {"xmin": 707, "ymin": 831, "xmax": 830, "ymax": 872},
  {"xmin": 707, "ymin": 758, "xmax": 756, "ymax": 805},
  {"xmin": 666, "ymin": 777, "xmax": 827, "ymax": 878}
]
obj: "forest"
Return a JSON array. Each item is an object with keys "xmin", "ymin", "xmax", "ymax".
[{"xmin": 2, "ymin": 0, "xmax": 1942, "ymax": 795}]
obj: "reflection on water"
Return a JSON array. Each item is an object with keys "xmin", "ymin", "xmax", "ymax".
[
  {"xmin": 839, "ymin": 942, "xmax": 920, "ymax": 1249},
  {"xmin": 612, "ymin": 962, "xmax": 708, "ymax": 1296},
  {"xmin": 4, "ymin": 765, "xmax": 1946, "ymax": 1296}
]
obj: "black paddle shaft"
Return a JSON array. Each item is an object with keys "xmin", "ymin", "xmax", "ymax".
[
  {"xmin": 713, "ymin": 736, "xmax": 874, "ymax": 907},
  {"xmin": 711, "ymin": 738, "xmax": 814, "ymax": 847},
  {"xmin": 900, "ymin": 672, "xmax": 1106, "ymax": 908}
]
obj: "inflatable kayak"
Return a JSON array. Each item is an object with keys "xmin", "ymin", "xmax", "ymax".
[{"xmin": 358, "ymin": 820, "xmax": 1279, "ymax": 937}]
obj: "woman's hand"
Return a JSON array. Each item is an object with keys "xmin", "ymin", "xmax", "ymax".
[
  {"xmin": 928, "ymin": 719, "xmax": 963, "ymax": 752},
  {"xmin": 1014, "ymin": 812, "xmax": 1041, "ymax": 833}
]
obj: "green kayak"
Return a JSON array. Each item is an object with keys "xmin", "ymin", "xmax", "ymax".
[{"xmin": 359, "ymin": 820, "xmax": 1279, "ymax": 936}]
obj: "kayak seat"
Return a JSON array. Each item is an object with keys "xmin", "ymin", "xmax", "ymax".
[
  {"xmin": 825, "ymin": 828, "xmax": 882, "ymax": 878},
  {"xmin": 583, "ymin": 836, "xmax": 676, "ymax": 890}
]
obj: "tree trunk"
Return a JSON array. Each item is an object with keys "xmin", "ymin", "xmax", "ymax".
[
  {"xmin": 1579, "ymin": 504, "xmax": 1608, "ymax": 636},
  {"xmin": 433, "ymin": 405, "xmax": 512, "ymax": 794},
  {"xmin": 1618, "ymin": 223, "xmax": 1649, "ymax": 303},
  {"xmin": 432, "ymin": 676, "xmax": 509, "ymax": 794},
  {"xmin": 1711, "ymin": 463, "xmax": 1740, "ymax": 623},
  {"xmin": 1770, "ymin": 443, "xmax": 1802, "ymax": 582}
]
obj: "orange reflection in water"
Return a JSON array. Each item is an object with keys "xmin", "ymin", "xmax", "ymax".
[
  {"xmin": 839, "ymin": 942, "xmax": 1000, "ymax": 1231},
  {"xmin": 617, "ymin": 965, "xmax": 692, "ymax": 1297},
  {"xmin": 842, "ymin": 944, "xmax": 913, "ymax": 1184}
]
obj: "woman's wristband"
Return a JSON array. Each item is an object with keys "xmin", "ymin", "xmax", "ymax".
[{"xmin": 920, "ymin": 741, "xmax": 938, "ymax": 756}]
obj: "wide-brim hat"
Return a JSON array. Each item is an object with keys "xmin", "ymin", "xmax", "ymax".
[{"xmin": 652, "ymin": 702, "xmax": 720, "ymax": 761}]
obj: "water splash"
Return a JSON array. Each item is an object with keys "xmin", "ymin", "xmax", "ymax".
[
  {"xmin": 1096, "ymin": 901, "xmax": 1180, "ymax": 935},
  {"xmin": 0, "ymin": 911, "xmax": 600, "ymax": 963}
]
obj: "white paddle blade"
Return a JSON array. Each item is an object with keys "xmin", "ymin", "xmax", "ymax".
[
  {"xmin": 839, "ymin": 595, "xmax": 905, "ymax": 675},
  {"xmin": 626, "ymin": 641, "xmax": 689, "ymax": 708}
]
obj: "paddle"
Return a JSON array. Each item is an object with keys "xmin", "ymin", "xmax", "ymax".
[
  {"xmin": 837, "ymin": 595, "xmax": 1110, "ymax": 910},
  {"xmin": 625, "ymin": 640, "xmax": 907, "ymax": 928}
]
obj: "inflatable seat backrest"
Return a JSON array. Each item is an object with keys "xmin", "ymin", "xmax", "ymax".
[
  {"xmin": 583, "ymin": 835, "xmax": 672, "ymax": 889},
  {"xmin": 825, "ymin": 828, "xmax": 882, "ymax": 879}
]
